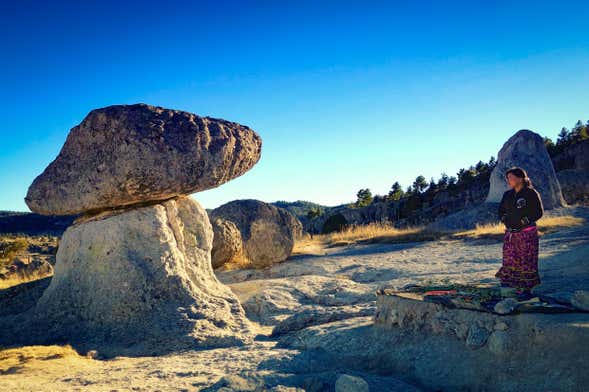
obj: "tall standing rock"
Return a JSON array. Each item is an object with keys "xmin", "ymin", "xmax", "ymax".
[
  {"xmin": 8, "ymin": 197, "xmax": 254, "ymax": 355},
  {"xmin": 25, "ymin": 104, "xmax": 262, "ymax": 215},
  {"xmin": 486, "ymin": 129, "xmax": 565, "ymax": 209}
]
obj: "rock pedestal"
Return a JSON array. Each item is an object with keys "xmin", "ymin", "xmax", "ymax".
[
  {"xmin": 23, "ymin": 197, "xmax": 253, "ymax": 355},
  {"xmin": 486, "ymin": 129, "xmax": 565, "ymax": 209}
]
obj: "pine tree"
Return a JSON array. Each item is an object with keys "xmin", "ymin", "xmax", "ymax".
[
  {"xmin": 427, "ymin": 177, "xmax": 437, "ymax": 193},
  {"xmin": 355, "ymin": 188, "xmax": 373, "ymax": 208},
  {"xmin": 437, "ymin": 172, "xmax": 449, "ymax": 188},
  {"xmin": 544, "ymin": 137, "xmax": 556, "ymax": 156},
  {"xmin": 557, "ymin": 127, "xmax": 569, "ymax": 145},
  {"xmin": 413, "ymin": 175, "xmax": 427, "ymax": 193},
  {"xmin": 475, "ymin": 160, "xmax": 488, "ymax": 173},
  {"xmin": 307, "ymin": 207, "xmax": 323, "ymax": 219},
  {"xmin": 488, "ymin": 156, "xmax": 497, "ymax": 168},
  {"xmin": 387, "ymin": 181, "xmax": 404, "ymax": 201}
]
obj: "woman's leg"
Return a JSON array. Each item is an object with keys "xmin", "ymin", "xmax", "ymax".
[
  {"xmin": 496, "ymin": 229, "xmax": 540, "ymax": 291},
  {"xmin": 496, "ymin": 231, "xmax": 517, "ymax": 287},
  {"xmin": 518, "ymin": 229, "xmax": 540, "ymax": 290}
]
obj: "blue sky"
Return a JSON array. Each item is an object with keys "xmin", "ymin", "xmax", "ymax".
[{"xmin": 1, "ymin": 1, "xmax": 588, "ymax": 212}]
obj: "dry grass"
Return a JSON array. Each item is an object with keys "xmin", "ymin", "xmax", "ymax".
[
  {"xmin": 295, "ymin": 223, "xmax": 446, "ymax": 251},
  {"xmin": 295, "ymin": 215, "xmax": 585, "ymax": 250},
  {"xmin": 327, "ymin": 223, "xmax": 444, "ymax": 246},
  {"xmin": 0, "ymin": 235, "xmax": 57, "ymax": 289},
  {"xmin": 0, "ymin": 237, "xmax": 29, "ymax": 269},
  {"xmin": 216, "ymin": 251, "xmax": 253, "ymax": 271},
  {"xmin": 0, "ymin": 278, "xmax": 26, "ymax": 290},
  {"xmin": 0, "ymin": 345, "xmax": 96, "ymax": 375},
  {"xmin": 454, "ymin": 215, "xmax": 585, "ymax": 240}
]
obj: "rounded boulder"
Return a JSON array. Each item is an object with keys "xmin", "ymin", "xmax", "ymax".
[{"xmin": 210, "ymin": 199, "xmax": 302, "ymax": 268}]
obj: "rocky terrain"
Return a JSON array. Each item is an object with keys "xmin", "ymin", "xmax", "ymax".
[{"xmin": 1, "ymin": 205, "xmax": 587, "ymax": 391}]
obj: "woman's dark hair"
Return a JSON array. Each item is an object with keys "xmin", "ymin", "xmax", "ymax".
[{"xmin": 505, "ymin": 167, "xmax": 532, "ymax": 187}]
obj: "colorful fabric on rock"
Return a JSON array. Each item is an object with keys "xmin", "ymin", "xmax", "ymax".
[{"xmin": 496, "ymin": 226, "xmax": 540, "ymax": 290}]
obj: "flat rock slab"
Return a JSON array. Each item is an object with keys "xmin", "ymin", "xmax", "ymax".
[
  {"xmin": 26, "ymin": 104, "xmax": 262, "ymax": 215},
  {"xmin": 277, "ymin": 299, "xmax": 589, "ymax": 391},
  {"xmin": 378, "ymin": 283, "xmax": 580, "ymax": 315},
  {"xmin": 371, "ymin": 294, "xmax": 589, "ymax": 390}
]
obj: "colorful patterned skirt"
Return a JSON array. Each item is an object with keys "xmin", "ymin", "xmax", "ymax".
[{"xmin": 495, "ymin": 226, "xmax": 540, "ymax": 290}]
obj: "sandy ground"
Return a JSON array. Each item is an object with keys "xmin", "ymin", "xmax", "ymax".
[
  {"xmin": 0, "ymin": 338, "xmax": 298, "ymax": 391},
  {"xmin": 1, "ymin": 206, "xmax": 587, "ymax": 391}
]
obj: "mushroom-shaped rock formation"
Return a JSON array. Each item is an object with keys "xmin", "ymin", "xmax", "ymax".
[{"xmin": 4, "ymin": 104, "xmax": 262, "ymax": 355}]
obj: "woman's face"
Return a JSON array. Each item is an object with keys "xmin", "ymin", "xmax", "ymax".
[{"xmin": 506, "ymin": 173, "xmax": 523, "ymax": 189}]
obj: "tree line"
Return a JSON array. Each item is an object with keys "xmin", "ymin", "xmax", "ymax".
[
  {"xmin": 544, "ymin": 120, "xmax": 589, "ymax": 156},
  {"xmin": 304, "ymin": 120, "xmax": 588, "ymax": 220},
  {"xmin": 352, "ymin": 119, "xmax": 589, "ymax": 210},
  {"xmin": 352, "ymin": 156, "xmax": 497, "ymax": 208}
]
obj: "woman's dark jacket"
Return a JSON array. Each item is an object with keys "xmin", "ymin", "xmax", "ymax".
[{"xmin": 498, "ymin": 186, "xmax": 544, "ymax": 232}]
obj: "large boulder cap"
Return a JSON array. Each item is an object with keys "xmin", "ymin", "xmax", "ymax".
[{"xmin": 25, "ymin": 104, "xmax": 262, "ymax": 215}]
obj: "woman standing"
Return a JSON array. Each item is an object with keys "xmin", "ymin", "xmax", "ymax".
[{"xmin": 496, "ymin": 167, "xmax": 544, "ymax": 300}]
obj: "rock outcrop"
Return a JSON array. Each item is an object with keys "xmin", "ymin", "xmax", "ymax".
[
  {"xmin": 557, "ymin": 169, "xmax": 589, "ymax": 204},
  {"xmin": 551, "ymin": 138, "xmax": 589, "ymax": 172},
  {"xmin": 210, "ymin": 200, "xmax": 302, "ymax": 268},
  {"xmin": 486, "ymin": 129, "xmax": 565, "ymax": 209},
  {"xmin": 552, "ymin": 139, "xmax": 589, "ymax": 204},
  {"xmin": 369, "ymin": 293, "xmax": 589, "ymax": 390},
  {"xmin": 25, "ymin": 104, "xmax": 262, "ymax": 215}
]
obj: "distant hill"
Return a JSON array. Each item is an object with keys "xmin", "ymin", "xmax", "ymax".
[
  {"xmin": 0, "ymin": 200, "xmax": 331, "ymax": 236},
  {"xmin": 271, "ymin": 200, "xmax": 332, "ymax": 220},
  {"xmin": 0, "ymin": 211, "xmax": 75, "ymax": 235}
]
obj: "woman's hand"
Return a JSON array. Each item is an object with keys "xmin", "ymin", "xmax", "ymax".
[{"xmin": 502, "ymin": 213, "xmax": 521, "ymax": 229}]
